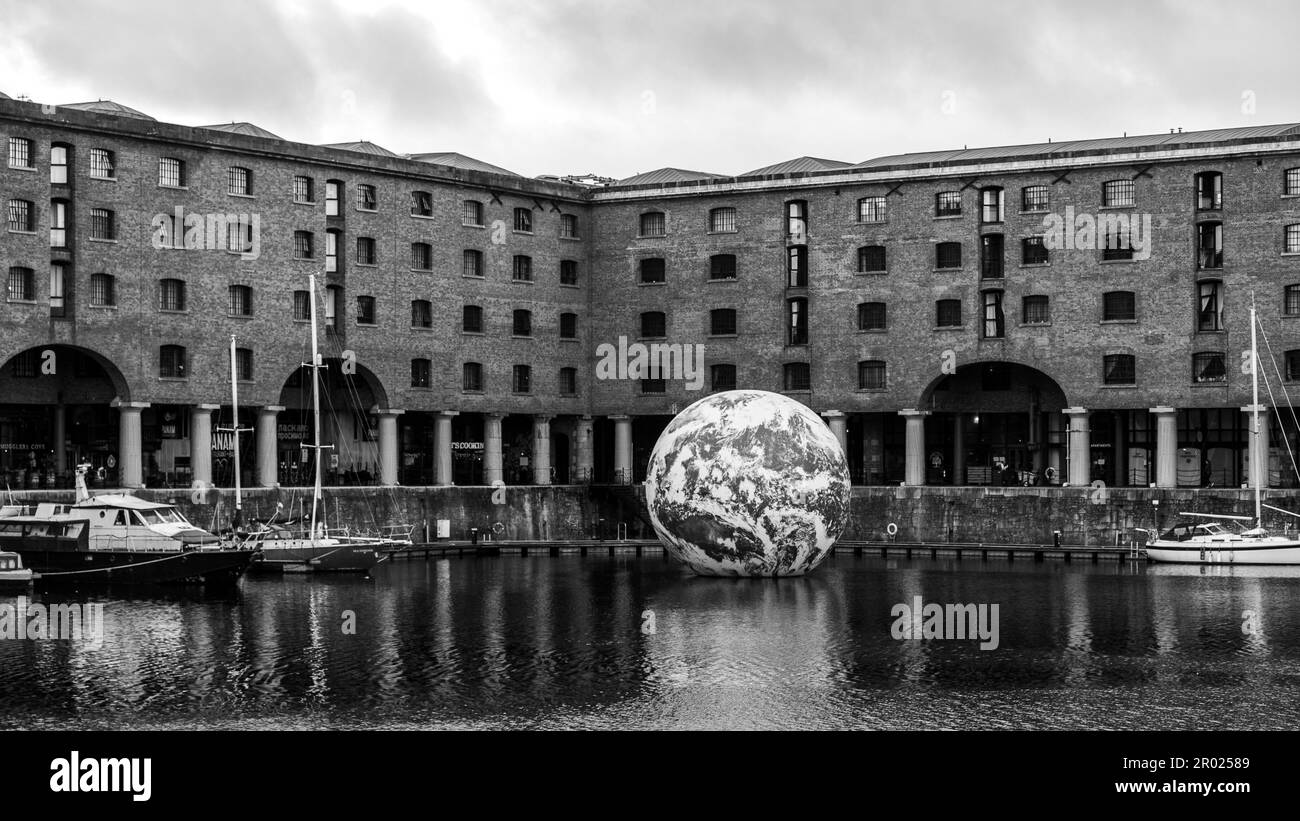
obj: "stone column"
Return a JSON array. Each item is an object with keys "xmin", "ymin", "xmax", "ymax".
[
  {"xmin": 533, "ymin": 415, "xmax": 553, "ymax": 485},
  {"xmin": 189, "ymin": 404, "xmax": 220, "ymax": 488},
  {"xmin": 1065, "ymin": 407, "xmax": 1090, "ymax": 486},
  {"xmin": 823, "ymin": 410, "xmax": 847, "ymax": 457},
  {"xmin": 1150, "ymin": 406, "xmax": 1177, "ymax": 489},
  {"xmin": 898, "ymin": 409, "xmax": 928, "ymax": 486},
  {"xmin": 377, "ymin": 409, "xmax": 403, "ymax": 486},
  {"xmin": 1242, "ymin": 404, "xmax": 1271, "ymax": 490},
  {"xmin": 434, "ymin": 411, "xmax": 457, "ymax": 487},
  {"xmin": 484, "ymin": 413, "xmax": 504, "ymax": 486},
  {"xmin": 54, "ymin": 405, "xmax": 67, "ymax": 474},
  {"xmin": 575, "ymin": 415, "xmax": 594, "ymax": 483},
  {"xmin": 612, "ymin": 415, "xmax": 633, "ymax": 484},
  {"xmin": 111, "ymin": 399, "xmax": 149, "ymax": 488},
  {"xmin": 257, "ymin": 405, "xmax": 284, "ymax": 488}
]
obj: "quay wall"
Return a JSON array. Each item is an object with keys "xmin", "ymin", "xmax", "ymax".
[{"xmin": 9, "ymin": 485, "xmax": 1296, "ymax": 545}]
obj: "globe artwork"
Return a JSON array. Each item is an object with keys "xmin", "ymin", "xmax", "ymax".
[{"xmin": 644, "ymin": 390, "xmax": 852, "ymax": 577}]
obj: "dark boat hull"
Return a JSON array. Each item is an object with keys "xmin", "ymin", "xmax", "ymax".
[
  {"xmin": 16, "ymin": 548, "xmax": 258, "ymax": 585},
  {"xmin": 250, "ymin": 543, "xmax": 384, "ymax": 573}
]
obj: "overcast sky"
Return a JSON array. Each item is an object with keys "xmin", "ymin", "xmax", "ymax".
[{"xmin": 1, "ymin": 0, "xmax": 1295, "ymax": 180}]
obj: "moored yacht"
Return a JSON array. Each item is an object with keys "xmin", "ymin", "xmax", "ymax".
[{"xmin": 0, "ymin": 466, "xmax": 258, "ymax": 584}]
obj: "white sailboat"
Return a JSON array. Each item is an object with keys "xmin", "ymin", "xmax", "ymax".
[
  {"xmin": 1145, "ymin": 299, "xmax": 1300, "ymax": 564},
  {"xmin": 236, "ymin": 275, "xmax": 393, "ymax": 573}
]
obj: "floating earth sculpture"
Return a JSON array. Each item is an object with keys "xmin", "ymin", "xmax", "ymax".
[{"xmin": 644, "ymin": 390, "xmax": 852, "ymax": 576}]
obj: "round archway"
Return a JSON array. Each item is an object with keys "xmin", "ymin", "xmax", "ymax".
[
  {"xmin": 274, "ymin": 357, "xmax": 390, "ymax": 486},
  {"xmin": 0, "ymin": 344, "xmax": 132, "ymax": 487},
  {"xmin": 918, "ymin": 361, "xmax": 1069, "ymax": 486}
]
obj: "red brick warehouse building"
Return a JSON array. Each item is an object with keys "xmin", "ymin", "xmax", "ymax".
[{"xmin": 3, "ymin": 92, "xmax": 1300, "ymax": 491}]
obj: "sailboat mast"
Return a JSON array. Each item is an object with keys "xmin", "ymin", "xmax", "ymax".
[
  {"xmin": 230, "ymin": 334, "xmax": 242, "ymax": 525},
  {"xmin": 308, "ymin": 274, "xmax": 323, "ymax": 540},
  {"xmin": 1251, "ymin": 299, "xmax": 1262, "ymax": 524}
]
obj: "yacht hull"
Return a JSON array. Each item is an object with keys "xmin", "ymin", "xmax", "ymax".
[{"xmin": 1146, "ymin": 539, "xmax": 1300, "ymax": 565}]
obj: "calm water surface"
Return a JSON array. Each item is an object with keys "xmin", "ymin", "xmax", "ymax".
[{"xmin": 3, "ymin": 553, "xmax": 1300, "ymax": 730}]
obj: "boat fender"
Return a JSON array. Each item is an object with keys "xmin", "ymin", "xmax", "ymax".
[
  {"xmin": 1043, "ymin": 467, "xmax": 1057, "ymax": 482},
  {"xmin": 886, "ymin": 522, "xmax": 898, "ymax": 537}
]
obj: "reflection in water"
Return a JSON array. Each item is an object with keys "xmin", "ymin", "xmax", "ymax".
[{"xmin": 3, "ymin": 555, "xmax": 1300, "ymax": 729}]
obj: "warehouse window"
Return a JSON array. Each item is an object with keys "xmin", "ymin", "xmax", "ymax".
[
  {"xmin": 356, "ymin": 236, "xmax": 376, "ymax": 265},
  {"xmin": 1102, "ymin": 179, "xmax": 1135, "ymax": 207},
  {"xmin": 159, "ymin": 279, "xmax": 186, "ymax": 311},
  {"xmin": 640, "ymin": 257, "xmax": 666, "ymax": 284},
  {"xmin": 462, "ymin": 305, "xmax": 483, "ymax": 333},
  {"xmin": 356, "ymin": 296, "xmax": 376, "ymax": 325},
  {"xmin": 936, "ymin": 299, "xmax": 962, "ymax": 327},
  {"xmin": 411, "ymin": 359, "xmax": 431, "ymax": 389},
  {"xmin": 463, "ymin": 362, "xmax": 483, "ymax": 392},
  {"xmin": 50, "ymin": 144, "xmax": 69, "ymax": 184},
  {"xmin": 357, "ymin": 184, "xmax": 377, "ymax": 211},
  {"xmin": 858, "ymin": 360, "xmax": 886, "ymax": 390},
  {"xmin": 1197, "ymin": 222, "xmax": 1223, "ymax": 269},
  {"xmin": 857, "ymin": 245, "xmax": 887, "ymax": 273},
  {"xmin": 1021, "ymin": 185, "xmax": 1049, "ymax": 212},
  {"xmin": 158, "ymin": 157, "xmax": 185, "ymax": 187},
  {"xmin": 463, "ymin": 249, "xmax": 483, "ymax": 278},
  {"xmin": 936, "ymin": 241, "xmax": 962, "ymax": 269},
  {"xmin": 858, "ymin": 196, "xmax": 886, "ymax": 223},
  {"xmin": 8, "ymin": 137, "xmax": 32, "ymax": 168},
  {"xmin": 711, "ymin": 364, "xmax": 736, "ymax": 392},
  {"xmin": 639, "ymin": 211, "xmax": 665, "ymax": 237},
  {"xmin": 1195, "ymin": 171, "xmax": 1222, "ymax": 210},
  {"xmin": 513, "ymin": 309, "xmax": 532, "ymax": 337},
  {"xmin": 411, "ymin": 242, "xmax": 432, "ymax": 270},
  {"xmin": 710, "ymin": 308, "xmax": 737, "ymax": 336},
  {"xmin": 228, "ymin": 166, "xmax": 252, "ymax": 196},
  {"xmin": 513, "ymin": 207, "xmax": 533, "ymax": 233},
  {"xmin": 982, "ymin": 290, "xmax": 1005, "ymax": 338},
  {"xmin": 411, "ymin": 299, "xmax": 432, "ymax": 328},
  {"xmin": 787, "ymin": 298, "xmax": 808, "ymax": 345},
  {"xmin": 1193, "ymin": 352, "xmax": 1226, "ymax": 383},
  {"xmin": 90, "ymin": 207, "xmax": 115, "ymax": 240},
  {"xmin": 783, "ymin": 362, "xmax": 811, "ymax": 391},
  {"xmin": 228, "ymin": 285, "xmax": 252, "ymax": 317},
  {"xmin": 1104, "ymin": 354, "xmax": 1136, "ymax": 385},
  {"xmin": 90, "ymin": 273, "xmax": 116, "ymax": 307},
  {"xmin": 410, "ymin": 190, "xmax": 433, "ymax": 217},
  {"xmin": 293, "ymin": 175, "xmax": 314, "ymax": 204},
  {"xmin": 1022, "ymin": 295, "xmax": 1050, "ymax": 325},
  {"xmin": 159, "ymin": 345, "xmax": 187, "ymax": 379},
  {"xmin": 1198, "ymin": 280, "xmax": 1223, "ymax": 332},
  {"xmin": 857, "ymin": 301, "xmax": 886, "ymax": 331},
  {"xmin": 710, "ymin": 254, "xmax": 737, "ymax": 280},
  {"xmin": 980, "ymin": 186, "xmax": 1004, "ymax": 223},
  {"xmin": 709, "ymin": 207, "xmax": 737, "ymax": 233},
  {"xmin": 559, "ymin": 368, "xmax": 578, "ymax": 396},
  {"xmin": 1022, "ymin": 236, "xmax": 1048, "ymax": 265},
  {"xmin": 935, "ymin": 191, "xmax": 962, "ymax": 217},
  {"xmin": 1103, "ymin": 291, "xmax": 1136, "ymax": 321},
  {"xmin": 787, "ymin": 245, "xmax": 807, "ymax": 286},
  {"xmin": 640, "ymin": 311, "xmax": 667, "ymax": 339}
]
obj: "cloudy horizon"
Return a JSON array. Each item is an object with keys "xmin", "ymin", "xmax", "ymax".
[{"xmin": 0, "ymin": 0, "xmax": 1295, "ymax": 180}]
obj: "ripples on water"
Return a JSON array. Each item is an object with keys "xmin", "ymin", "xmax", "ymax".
[{"xmin": 3, "ymin": 554, "xmax": 1300, "ymax": 730}]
